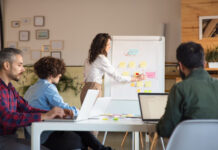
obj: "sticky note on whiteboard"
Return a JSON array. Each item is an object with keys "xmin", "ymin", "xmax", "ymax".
[
  {"xmin": 145, "ymin": 81, "xmax": 152, "ymax": 87},
  {"xmin": 128, "ymin": 61, "xmax": 135, "ymax": 68},
  {"xmin": 137, "ymin": 81, "xmax": 143, "ymax": 87},
  {"xmin": 130, "ymin": 83, "xmax": 135, "ymax": 87},
  {"xmin": 119, "ymin": 62, "xmax": 126, "ymax": 68},
  {"xmin": 146, "ymin": 72, "xmax": 156, "ymax": 78},
  {"xmin": 137, "ymin": 89, "xmax": 141, "ymax": 93},
  {"xmin": 139, "ymin": 61, "xmax": 146, "ymax": 68}
]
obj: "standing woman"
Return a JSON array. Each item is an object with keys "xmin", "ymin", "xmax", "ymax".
[{"xmin": 80, "ymin": 33, "xmax": 144, "ymax": 103}]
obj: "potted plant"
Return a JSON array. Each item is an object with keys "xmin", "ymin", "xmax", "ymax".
[{"xmin": 205, "ymin": 46, "xmax": 218, "ymax": 68}]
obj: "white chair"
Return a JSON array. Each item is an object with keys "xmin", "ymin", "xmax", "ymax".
[{"xmin": 166, "ymin": 119, "xmax": 218, "ymax": 150}]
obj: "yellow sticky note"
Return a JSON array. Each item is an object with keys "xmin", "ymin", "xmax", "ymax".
[
  {"xmin": 137, "ymin": 89, "xmax": 141, "ymax": 93},
  {"xmin": 148, "ymin": 90, "xmax": 152, "ymax": 93},
  {"xmin": 128, "ymin": 61, "xmax": 135, "ymax": 68},
  {"xmin": 139, "ymin": 61, "xmax": 147, "ymax": 68},
  {"xmin": 119, "ymin": 62, "xmax": 126, "ymax": 68},
  {"xmin": 136, "ymin": 81, "xmax": 143, "ymax": 87},
  {"xmin": 122, "ymin": 72, "xmax": 129, "ymax": 76},
  {"xmin": 145, "ymin": 81, "xmax": 152, "ymax": 87},
  {"xmin": 144, "ymin": 90, "xmax": 148, "ymax": 93},
  {"xmin": 130, "ymin": 82, "xmax": 135, "ymax": 87}
]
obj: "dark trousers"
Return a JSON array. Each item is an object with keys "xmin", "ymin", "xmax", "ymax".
[{"xmin": 41, "ymin": 131, "xmax": 106, "ymax": 150}]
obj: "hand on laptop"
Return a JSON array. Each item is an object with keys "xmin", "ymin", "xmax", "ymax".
[
  {"xmin": 41, "ymin": 107, "xmax": 65, "ymax": 121},
  {"xmin": 63, "ymin": 109, "xmax": 74, "ymax": 119}
]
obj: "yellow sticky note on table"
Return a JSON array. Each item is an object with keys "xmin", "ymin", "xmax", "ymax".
[
  {"xmin": 128, "ymin": 61, "xmax": 135, "ymax": 68},
  {"xmin": 145, "ymin": 81, "xmax": 152, "ymax": 87},
  {"xmin": 136, "ymin": 81, "xmax": 143, "ymax": 87},
  {"xmin": 137, "ymin": 89, "xmax": 141, "ymax": 93},
  {"xmin": 119, "ymin": 62, "xmax": 126, "ymax": 68},
  {"xmin": 130, "ymin": 82, "xmax": 135, "ymax": 87},
  {"xmin": 122, "ymin": 72, "xmax": 129, "ymax": 76},
  {"xmin": 139, "ymin": 61, "xmax": 146, "ymax": 68}
]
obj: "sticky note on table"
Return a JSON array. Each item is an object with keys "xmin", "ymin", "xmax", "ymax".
[
  {"xmin": 128, "ymin": 61, "xmax": 135, "ymax": 68},
  {"xmin": 145, "ymin": 81, "xmax": 152, "ymax": 87},
  {"xmin": 122, "ymin": 72, "xmax": 129, "ymax": 76},
  {"xmin": 137, "ymin": 89, "xmax": 141, "ymax": 93},
  {"xmin": 136, "ymin": 81, "xmax": 143, "ymax": 87},
  {"xmin": 119, "ymin": 62, "xmax": 126, "ymax": 68},
  {"xmin": 139, "ymin": 61, "xmax": 147, "ymax": 68},
  {"xmin": 146, "ymin": 72, "xmax": 156, "ymax": 78}
]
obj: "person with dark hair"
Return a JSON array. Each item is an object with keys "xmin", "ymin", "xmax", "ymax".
[
  {"xmin": 0, "ymin": 48, "xmax": 66, "ymax": 150},
  {"xmin": 157, "ymin": 41, "xmax": 218, "ymax": 138},
  {"xmin": 24, "ymin": 56, "xmax": 112, "ymax": 150},
  {"xmin": 80, "ymin": 33, "xmax": 145, "ymax": 103}
]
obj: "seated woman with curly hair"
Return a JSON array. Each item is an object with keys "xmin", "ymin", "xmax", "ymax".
[{"xmin": 24, "ymin": 56, "xmax": 112, "ymax": 150}]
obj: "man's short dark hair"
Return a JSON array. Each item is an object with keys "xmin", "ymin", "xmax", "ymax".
[
  {"xmin": 176, "ymin": 41, "xmax": 204, "ymax": 69},
  {"xmin": 34, "ymin": 56, "xmax": 66, "ymax": 79},
  {"xmin": 0, "ymin": 48, "xmax": 23, "ymax": 70}
]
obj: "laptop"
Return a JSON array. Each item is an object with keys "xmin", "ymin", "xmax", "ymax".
[
  {"xmin": 89, "ymin": 97, "xmax": 111, "ymax": 118},
  {"xmin": 138, "ymin": 93, "xmax": 168, "ymax": 121},
  {"xmin": 46, "ymin": 89, "xmax": 99, "ymax": 122}
]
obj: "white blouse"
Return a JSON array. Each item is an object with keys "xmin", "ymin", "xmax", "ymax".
[{"xmin": 84, "ymin": 54, "xmax": 131, "ymax": 84}]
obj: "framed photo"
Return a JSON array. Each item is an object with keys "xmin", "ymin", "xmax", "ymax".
[
  {"xmin": 41, "ymin": 45, "xmax": 50, "ymax": 51},
  {"xmin": 41, "ymin": 51, "xmax": 51, "ymax": 57},
  {"xmin": 31, "ymin": 50, "xmax": 41, "ymax": 60},
  {"xmin": 11, "ymin": 20, "xmax": 20, "ymax": 28},
  {"xmin": 7, "ymin": 41, "xmax": 18, "ymax": 48},
  {"xmin": 34, "ymin": 16, "xmax": 45, "ymax": 27},
  {"xmin": 19, "ymin": 30, "xmax": 30, "ymax": 41},
  {"xmin": 50, "ymin": 40, "xmax": 64, "ymax": 50},
  {"xmin": 51, "ymin": 51, "xmax": 61, "ymax": 59},
  {"xmin": 19, "ymin": 47, "xmax": 30, "ymax": 52},
  {"xmin": 21, "ymin": 17, "xmax": 32, "ymax": 25},
  {"xmin": 36, "ymin": 29, "xmax": 49, "ymax": 40},
  {"xmin": 199, "ymin": 16, "xmax": 218, "ymax": 40}
]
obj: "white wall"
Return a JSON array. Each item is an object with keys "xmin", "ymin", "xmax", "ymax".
[{"xmin": 4, "ymin": 0, "xmax": 181, "ymax": 65}]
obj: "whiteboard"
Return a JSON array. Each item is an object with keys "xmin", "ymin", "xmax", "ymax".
[{"xmin": 104, "ymin": 36, "xmax": 165, "ymax": 100}]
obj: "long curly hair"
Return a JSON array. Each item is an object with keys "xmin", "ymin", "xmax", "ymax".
[
  {"xmin": 34, "ymin": 56, "xmax": 66, "ymax": 79},
  {"xmin": 88, "ymin": 33, "xmax": 112, "ymax": 64}
]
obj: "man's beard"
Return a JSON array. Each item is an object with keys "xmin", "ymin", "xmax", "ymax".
[
  {"xmin": 8, "ymin": 72, "xmax": 21, "ymax": 82},
  {"xmin": 179, "ymin": 68, "xmax": 186, "ymax": 80}
]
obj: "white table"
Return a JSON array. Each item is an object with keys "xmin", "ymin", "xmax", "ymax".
[{"xmin": 31, "ymin": 118, "xmax": 156, "ymax": 150}]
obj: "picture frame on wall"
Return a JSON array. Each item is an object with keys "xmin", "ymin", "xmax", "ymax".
[
  {"xmin": 50, "ymin": 40, "xmax": 64, "ymax": 50},
  {"xmin": 51, "ymin": 51, "xmax": 61, "ymax": 59},
  {"xmin": 41, "ymin": 45, "xmax": 50, "ymax": 51},
  {"xmin": 7, "ymin": 41, "xmax": 18, "ymax": 48},
  {"xmin": 41, "ymin": 51, "xmax": 51, "ymax": 57},
  {"xmin": 19, "ymin": 30, "xmax": 30, "ymax": 41},
  {"xmin": 34, "ymin": 16, "xmax": 45, "ymax": 27},
  {"xmin": 199, "ymin": 15, "xmax": 218, "ymax": 40},
  {"xmin": 11, "ymin": 20, "xmax": 20, "ymax": 28},
  {"xmin": 31, "ymin": 50, "xmax": 41, "ymax": 60},
  {"xmin": 36, "ymin": 29, "xmax": 49, "ymax": 40}
]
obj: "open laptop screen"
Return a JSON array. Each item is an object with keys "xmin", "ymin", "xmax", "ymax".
[{"xmin": 138, "ymin": 93, "xmax": 168, "ymax": 121}]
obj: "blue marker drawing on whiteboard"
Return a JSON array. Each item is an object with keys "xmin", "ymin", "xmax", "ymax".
[{"xmin": 124, "ymin": 49, "xmax": 139, "ymax": 56}]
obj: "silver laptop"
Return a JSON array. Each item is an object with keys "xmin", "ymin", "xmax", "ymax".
[
  {"xmin": 46, "ymin": 89, "xmax": 99, "ymax": 122},
  {"xmin": 138, "ymin": 93, "xmax": 168, "ymax": 121}
]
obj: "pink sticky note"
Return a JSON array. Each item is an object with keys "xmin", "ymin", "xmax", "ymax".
[{"xmin": 146, "ymin": 72, "xmax": 156, "ymax": 78}]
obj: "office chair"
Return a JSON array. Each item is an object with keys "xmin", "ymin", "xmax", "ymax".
[{"xmin": 166, "ymin": 119, "xmax": 218, "ymax": 150}]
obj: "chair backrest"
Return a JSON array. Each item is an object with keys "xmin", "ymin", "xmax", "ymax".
[{"xmin": 166, "ymin": 119, "xmax": 218, "ymax": 150}]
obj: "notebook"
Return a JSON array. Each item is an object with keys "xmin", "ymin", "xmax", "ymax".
[
  {"xmin": 46, "ymin": 89, "xmax": 99, "ymax": 122},
  {"xmin": 138, "ymin": 93, "xmax": 168, "ymax": 121}
]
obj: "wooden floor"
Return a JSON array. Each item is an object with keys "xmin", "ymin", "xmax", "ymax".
[{"xmin": 98, "ymin": 132, "xmax": 165, "ymax": 150}]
